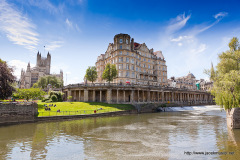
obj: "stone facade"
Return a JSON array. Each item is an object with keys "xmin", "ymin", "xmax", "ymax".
[
  {"xmin": 95, "ymin": 33, "xmax": 167, "ymax": 86},
  {"xmin": 168, "ymin": 72, "xmax": 197, "ymax": 90},
  {"xmin": 63, "ymin": 83, "xmax": 214, "ymax": 105},
  {"xmin": 20, "ymin": 52, "xmax": 63, "ymax": 88},
  {"xmin": 198, "ymin": 79, "xmax": 213, "ymax": 91}
]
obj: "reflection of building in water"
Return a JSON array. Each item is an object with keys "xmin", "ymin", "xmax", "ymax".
[{"xmin": 20, "ymin": 52, "xmax": 63, "ymax": 89}]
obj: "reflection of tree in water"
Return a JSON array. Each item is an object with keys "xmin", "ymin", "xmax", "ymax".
[
  {"xmin": 0, "ymin": 123, "xmax": 37, "ymax": 160},
  {"xmin": 216, "ymin": 127, "xmax": 240, "ymax": 160}
]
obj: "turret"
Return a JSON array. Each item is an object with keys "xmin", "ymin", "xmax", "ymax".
[
  {"xmin": 46, "ymin": 52, "xmax": 51, "ymax": 74},
  {"xmin": 27, "ymin": 62, "xmax": 30, "ymax": 72},
  {"xmin": 113, "ymin": 33, "xmax": 131, "ymax": 50},
  {"xmin": 37, "ymin": 51, "xmax": 41, "ymax": 66}
]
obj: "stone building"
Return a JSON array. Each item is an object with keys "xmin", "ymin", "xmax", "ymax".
[
  {"xmin": 198, "ymin": 79, "xmax": 213, "ymax": 91},
  {"xmin": 20, "ymin": 52, "xmax": 63, "ymax": 89},
  {"xmin": 95, "ymin": 33, "xmax": 168, "ymax": 86},
  {"xmin": 168, "ymin": 72, "xmax": 197, "ymax": 90}
]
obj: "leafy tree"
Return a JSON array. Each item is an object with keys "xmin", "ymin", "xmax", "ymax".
[
  {"xmin": 13, "ymin": 88, "xmax": 46, "ymax": 101},
  {"xmin": 0, "ymin": 59, "xmax": 16, "ymax": 99},
  {"xmin": 205, "ymin": 37, "xmax": 240, "ymax": 110},
  {"xmin": 67, "ymin": 96, "xmax": 72, "ymax": 101},
  {"xmin": 85, "ymin": 66, "xmax": 97, "ymax": 84},
  {"xmin": 102, "ymin": 63, "xmax": 118, "ymax": 84},
  {"xmin": 35, "ymin": 75, "xmax": 63, "ymax": 89}
]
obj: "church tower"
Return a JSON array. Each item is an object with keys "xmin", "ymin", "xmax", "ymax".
[{"xmin": 46, "ymin": 52, "xmax": 51, "ymax": 74}]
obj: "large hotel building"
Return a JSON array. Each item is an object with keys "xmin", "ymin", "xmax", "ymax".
[{"xmin": 95, "ymin": 33, "xmax": 167, "ymax": 86}]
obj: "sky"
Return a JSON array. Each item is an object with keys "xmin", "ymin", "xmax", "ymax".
[{"xmin": 1, "ymin": 0, "xmax": 240, "ymax": 85}]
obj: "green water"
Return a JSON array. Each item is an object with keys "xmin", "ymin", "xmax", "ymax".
[{"xmin": 0, "ymin": 105, "xmax": 239, "ymax": 160}]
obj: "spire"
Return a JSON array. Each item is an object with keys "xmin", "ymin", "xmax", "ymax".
[{"xmin": 28, "ymin": 62, "xmax": 30, "ymax": 67}]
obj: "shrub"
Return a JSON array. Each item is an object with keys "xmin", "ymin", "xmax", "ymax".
[{"xmin": 51, "ymin": 95, "xmax": 58, "ymax": 102}]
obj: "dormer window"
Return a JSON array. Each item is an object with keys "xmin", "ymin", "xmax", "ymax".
[{"xmin": 120, "ymin": 39, "xmax": 123, "ymax": 43}]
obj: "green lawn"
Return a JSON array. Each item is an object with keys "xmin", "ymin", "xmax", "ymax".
[{"xmin": 37, "ymin": 102, "xmax": 135, "ymax": 117}]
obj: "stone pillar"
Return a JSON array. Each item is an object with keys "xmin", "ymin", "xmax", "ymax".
[
  {"xmin": 162, "ymin": 91, "xmax": 164, "ymax": 103},
  {"xmin": 131, "ymin": 90, "xmax": 134, "ymax": 103},
  {"xmin": 107, "ymin": 89, "xmax": 112, "ymax": 103},
  {"xmin": 138, "ymin": 90, "xmax": 139, "ymax": 102},
  {"xmin": 117, "ymin": 89, "xmax": 119, "ymax": 103},
  {"xmin": 172, "ymin": 92, "xmax": 174, "ymax": 102},
  {"xmin": 158, "ymin": 92, "xmax": 159, "ymax": 102},
  {"xmin": 93, "ymin": 90, "xmax": 96, "ymax": 102},
  {"xmin": 194, "ymin": 94, "xmax": 196, "ymax": 104},
  {"xmin": 226, "ymin": 108, "xmax": 240, "ymax": 129},
  {"xmin": 84, "ymin": 89, "xmax": 88, "ymax": 102},
  {"xmin": 180, "ymin": 92, "xmax": 182, "ymax": 104},
  {"xmin": 143, "ymin": 90, "xmax": 144, "ymax": 102},
  {"xmin": 67, "ymin": 90, "xmax": 71, "ymax": 101},
  {"xmin": 79, "ymin": 90, "xmax": 81, "ymax": 101},
  {"xmin": 148, "ymin": 91, "xmax": 150, "ymax": 102},
  {"xmin": 187, "ymin": 93, "xmax": 189, "ymax": 103},
  {"xmin": 124, "ymin": 90, "xmax": 126, "ymax": 102},
  {"xmin": 100, "ymin": 90, "xmax": 102, "ymax": 102}
]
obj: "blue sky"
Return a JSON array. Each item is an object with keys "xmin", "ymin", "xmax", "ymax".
[{"xmin": 1, "ymin": 0, "xmax": 240, "ymax": 85}]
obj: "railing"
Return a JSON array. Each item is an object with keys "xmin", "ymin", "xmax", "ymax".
[{"xmin": 38, "ymin": 108, "xmax": 120, "ymax": 117}]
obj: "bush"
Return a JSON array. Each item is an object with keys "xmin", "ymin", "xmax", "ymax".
[
  {"xmin": 48, "ymin": 91, "xmax": 63, "ymax": 102},
  {"xmin": 51, "ymin": 95, "xmax": 58, "ymax": 102}
]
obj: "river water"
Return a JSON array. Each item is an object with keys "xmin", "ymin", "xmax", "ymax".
[{"xmin": 0, "ymin": 105, "xmax": 240, "ymax": 160}]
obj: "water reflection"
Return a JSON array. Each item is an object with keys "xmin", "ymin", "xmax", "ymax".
[{"xmin": 0, "ymin": 105, "xmax": 239, "ymax": 159}]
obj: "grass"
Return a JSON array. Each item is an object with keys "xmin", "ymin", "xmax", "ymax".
[{"xmin": 37, "ymin": 102, "xmax": 135, "ymax": 117}]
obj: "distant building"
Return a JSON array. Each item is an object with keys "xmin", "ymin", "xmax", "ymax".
[
  {"xmin": 20, "ymin": 52, "xmax": 63, "ymax": 89},
  {"xmin": 168, "ymin": 72, "xmax": 197, "ymax": 90},
  {"xmin": 95, "ymin": 33, "xmax": 168, "ymax": 86},
  {"xmin": 198, "ymin": 79, "xmax": 213, "ymax": 91}
]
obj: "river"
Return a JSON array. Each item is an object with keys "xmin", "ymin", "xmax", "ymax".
[{"xmin": 0, "ymin": 105, "xmax": 240, "ymax": 160}]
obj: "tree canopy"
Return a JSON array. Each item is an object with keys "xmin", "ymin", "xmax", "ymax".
[
  {"xmin": 102, "ymin": 63, "xmax": 118, "ymax": 84},
  {"xmin": 0, "ymin": 59, "xmax": 16, "ymax": 99},
  {"xmin": 13, "ymin": 88, "xmax": 46, "ymax": 101},
  {"xmin": 85, "ymin": 66, "xmax": 97, "ymax": 83},
  {"xmin": 34, "ymin": 75, "xmax": 63, "ymax": 89},
  {"xmin": 208, "ymin": 37, "xmax": 240, "ymax": 110}
]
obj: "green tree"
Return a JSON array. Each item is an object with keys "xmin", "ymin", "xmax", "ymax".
[
  {"xmin": 206, "ymin": 37, "xmax": 240, "ymax": 110},
  {"xmin": 0, "ymin": 59, "xmax": 16, "ymax": 99},
  {"xmin": 13, "ymin": 88, "xmax": 46, "ymax": 101},
  {"xmin": 35, "ymin": 75, "xmax": 63, "ymax": 89},
  {"xmin": 102, "ymin": 63, "xmax": 118, "ymax": 84},
  {"xmin": 85, "ymin": 66, "xmax": 97, "ymax": 84}
]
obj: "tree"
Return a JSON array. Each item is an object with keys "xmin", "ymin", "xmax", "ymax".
[
  {"xmin": 35, "ymin": 75, "xmax": 63, "ymax": 89},
  {"xmin": 13, "ymin": 88, "xmax": 46, "ymax": 101},
  {"xmin": 205, "ymin": 37, "xmax": 240, "ymax": 110},
  {"xmin": 102, "ymin": 63, "xmax": 118, "ymax": 84},
  {"xmin": 85, "ymin": 66, "xmax": 97, "ymax": 84},
  {"xmin": 0, "ymin": 59, "xmax": 16, "ymax": 99}
]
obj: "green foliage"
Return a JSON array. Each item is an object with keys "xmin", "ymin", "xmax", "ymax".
[
  {"xmin": 102, "ymin": 63, "xmax": 118, "ymax": 84},
  {"xmin": 0, "ymin": 59, "xmax": 16, "ymax": 99},
  {"xmin": 49, "ymin": 91, "xmax": 63, "ymax": 102},
  {"xmin": 207, "ymin": 37, "xmax": 240, "ymax": 110},
  {"xmin": 35, "ymin": 75, "xmax": 63, "ymax": 89},
  {"xmin": 85, "ymin": 66, "xmax": 97, "ymax": 83},
  {"xmin": 13, "ymin": 88, "xmax": 46, "ymax": 101},
  {"xmin": 51, "ymin": 95, "xmax": 58, "ymax": 102},
  {"xmin": 67, "ymin": 96, "xmax": 72, "ymax": 101}
]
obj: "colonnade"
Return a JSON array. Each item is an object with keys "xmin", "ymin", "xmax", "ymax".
[{"xmin": 64, "ymin": 87, "xmax": 214, "ymax": 105}]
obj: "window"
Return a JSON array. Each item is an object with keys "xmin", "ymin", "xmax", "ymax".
[
  {"xmin": 119, "ymin": 71, "xmax": 122, "ymax": 77},
  {"xmin": 126, "ymin": 64, "xmax": 129, "ymax": 70},
  {"xmin": 132, "ymin": 72, "xmax": 135, "ymax": 78},
  {"xmin": 136, "ymin": 67, "xmax": 138, "ymax": 71},
  {"xmin": 131, "ymin": 59, "xmax": 134, "ymax": 63},
  {"xmin": 120, "ymin": 39, "xmax": 122, "ymax": 43},
  {"xmin": 126, "ymin": 57, "xmax": 129, "ymax": 62},
  {"xmin": 119, "ymin": 51, "xmax": 122, "ymax": 55},
  {"xmin": 126, "ymin": 39, "xmax": 128, "ymax": 44},
  {"xmin": 126, "ymin": 71, "xmax": 129, "ymax": 77},
  {"xmin": 119, "ymin": 64, "xmax": 123, "ymax": 70},
  {"xmin": 163, "ymin": 78, "xmax": 165, "ymax": 82},
  {"xmin": 127, "ymin": 52, "xmax": 129, "ymax": 55},
  {"xmin": 143, "ymin": 58, "xmax": 146, "ymax": 61},
  {"xmin": 132, "ymin": 53, "xmax": 134, "ymax": 57},
  {"xmin": 120, "ymin": 45, "xmax": 122, "ymax": 49},
  {"xmin": 143, "ymin": 64, "xmax": 145, "ymax": 68},
  {"xmin": 136, "ymin": 61, "xmax": 138, "ymax": 65},
  {"xmin": 126, "ymin": 46, "xmax": 129, "ymax": 49},
  {"xmin": 148, "ymin": 59, "xmax": 150, "ymax": 62},
  {"xmin": 148, "ymin": 65, "xmax": 150, "ymax": 69},
  {"xmin": 119, "ymin": 57, "xmax": 123, "ymax": 62},
  {"xmin": 131, "ymin": 65, "xmax": 134, "ymax": 70}
]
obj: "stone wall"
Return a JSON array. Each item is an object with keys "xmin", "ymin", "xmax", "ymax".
[
  {"xmin": 226, "ymin": 108, "xmax": 240, "ymax": 129},
  {"xmin": 0, "ymin": 102, "xmax": 38, "ymax": 125}
]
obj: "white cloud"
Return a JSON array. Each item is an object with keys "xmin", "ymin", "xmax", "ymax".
[
  {"xmin": 171, "ymin": 36, "xmax": 191, "ymax": 42},
  {"xmin": 166, "ymin": 13, "xmax": 191, "ymax": 34},
  {"xmin": 0, "ymin": 0, "xmax": 39, "ymax": 51},
  {"xmin": 65, "ymin": 18, "xmax": 73, "ymax": 28},
  {"xmin": 214, "ymin": 12, "xmax": 228, "ymax": 19},
  {"xmin": 27, "ymin": 0, "xmax": 58, "ymax": 14},
  {"xmin": 178, "ymin": 43, "xmax": 183, "ymax": 46},
  {"xmin": 45, "ymin": 41, "xmax": 64, "ymax": 51},
  {"xmin": 8, "ymin": 60, "xmax": 36, "ymax": 80},
  {"xmin": 190, "ymin": 44, "xmax": 207, "ymax": 54}
]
